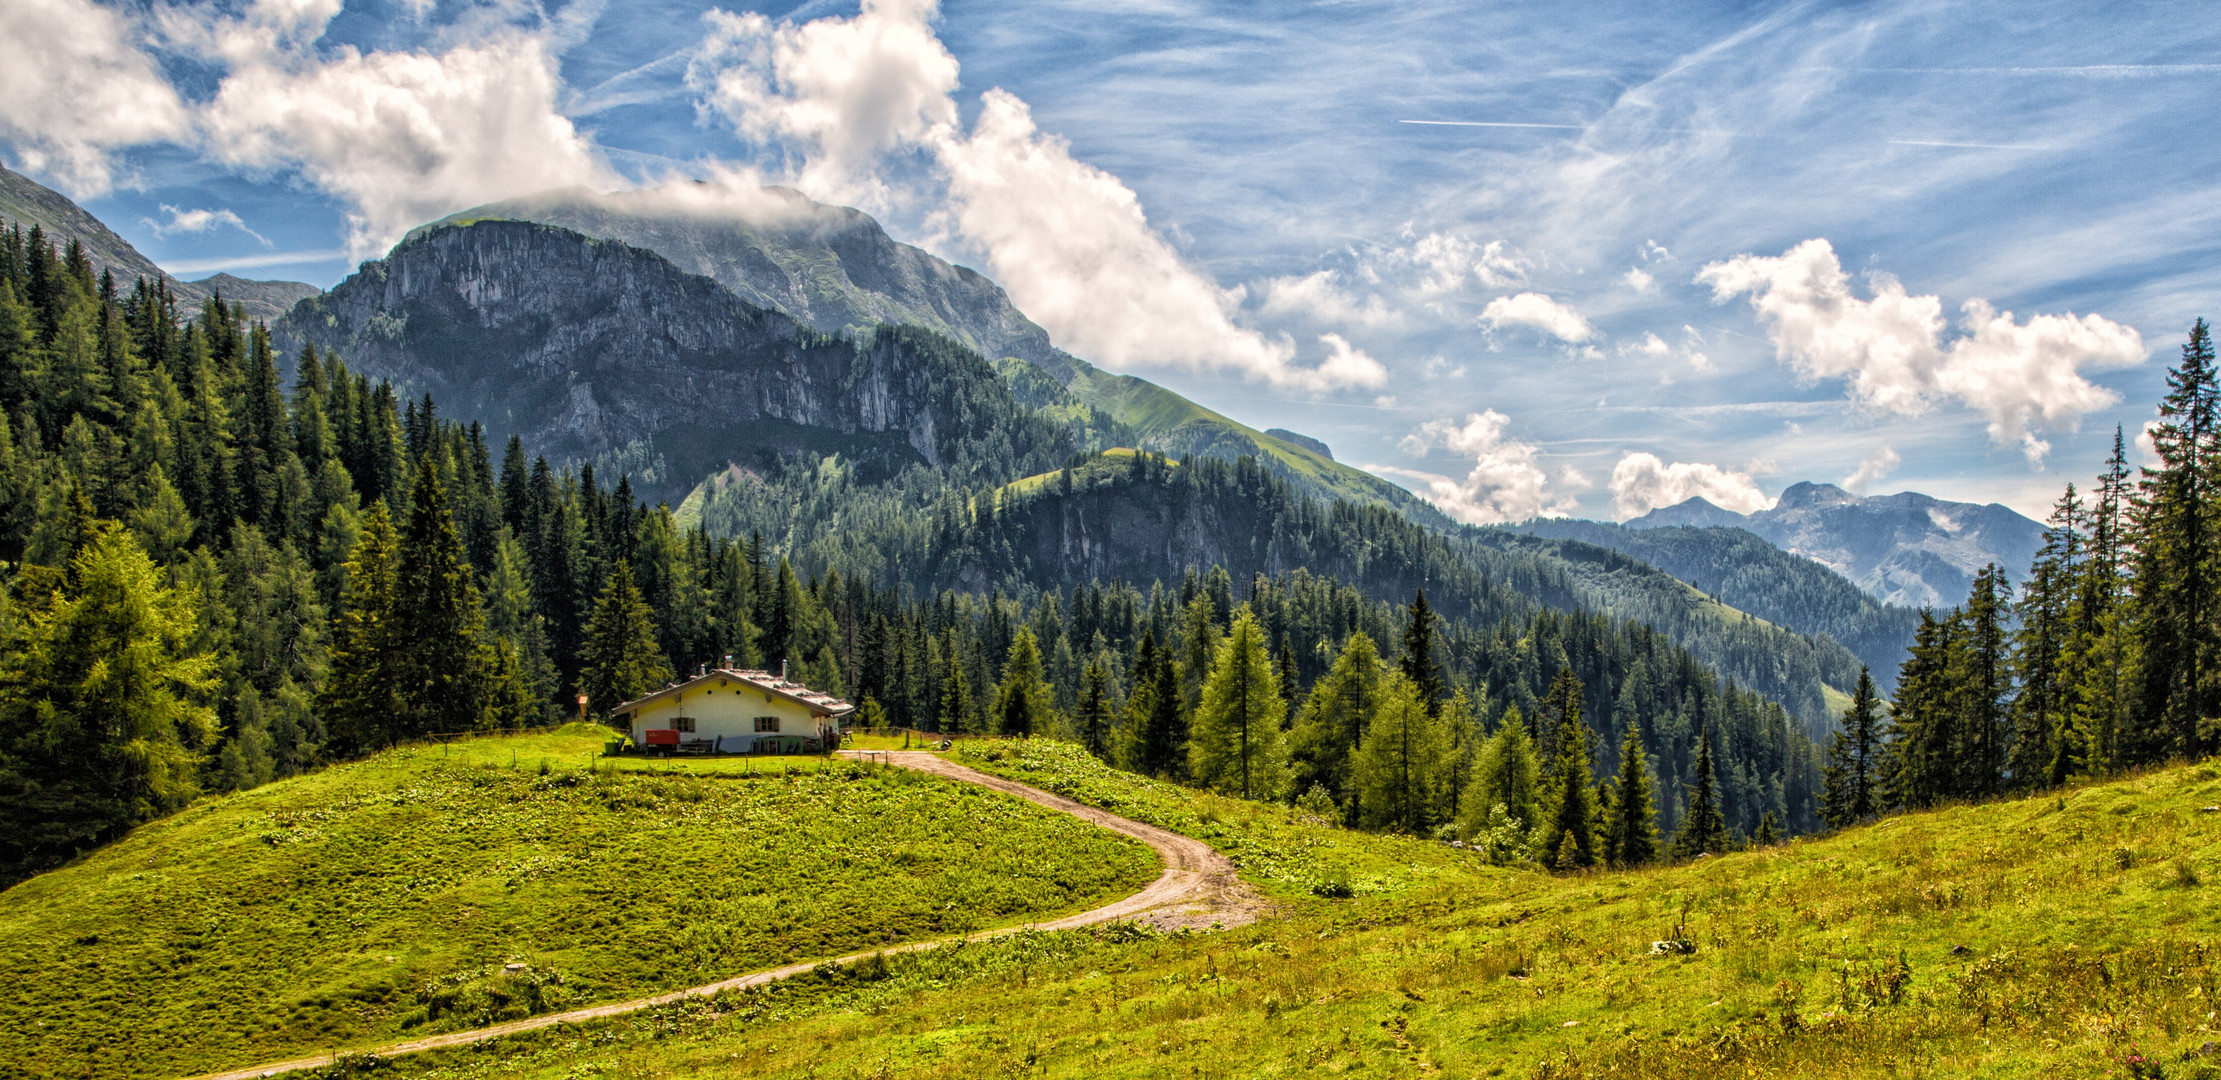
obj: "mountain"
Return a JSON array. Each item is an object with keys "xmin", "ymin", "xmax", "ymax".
[
  {"xmin": 0, "ymin": 164, "xmax": 316, "ymax": 321},
  {"xmin": 280, "ymin": 218, "xmax": 1080, "ymax": 499},
  {"xmin": 1628, "ymin": 481, "xmax": 2046, "ymax": 609},
  {"xmin": 432, "ymin": 186, "xmax": 1443, "ymax": 522},
  {"xmin": 1507, "ymin": 518, "xmax": 1923, "ymax": 684}
]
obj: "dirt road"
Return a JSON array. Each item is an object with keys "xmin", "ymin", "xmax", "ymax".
[{"xmin": 189, "ymin": 751, "xmax": 1252, "ymax": 1080}]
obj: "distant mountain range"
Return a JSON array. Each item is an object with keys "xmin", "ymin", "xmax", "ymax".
[
  {"xmin": 0, "ymin": 164, "xmax": 316, "ymax": 321},
  {"xmin": 1626, "ymin": 481, "xmax": 2045, "ymax": 609}
]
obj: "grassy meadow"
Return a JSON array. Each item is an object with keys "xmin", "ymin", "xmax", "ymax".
[
  {"xmin": 0, "ymin": 727, "xmax": 1157, "ymax": 1079},
  {"xmin": 293, "ymin": 742, "xmax": 2221, "ymax": 1080}
]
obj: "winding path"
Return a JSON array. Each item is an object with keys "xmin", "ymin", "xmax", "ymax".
[{"xmin": 190, "ymin": 751, "xmax": 1252, "ymax": 1080}]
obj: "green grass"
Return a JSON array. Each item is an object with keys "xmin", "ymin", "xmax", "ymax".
[
  {"xmin": 0, "ymin": 726, "xmax": 1156, "ymax": 1078},
  {"xmin": 307, "ymin": 744, "xmax": 2221, "ymax": 1080}
]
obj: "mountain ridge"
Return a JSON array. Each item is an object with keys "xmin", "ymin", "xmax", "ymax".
[
  {"xmin": 1629, "ymin": 481, "xmax": 2044, "ymax": 609},
  {"xmin": 0, "ymin": 164, "xmax": 317, "ymax": 321}
]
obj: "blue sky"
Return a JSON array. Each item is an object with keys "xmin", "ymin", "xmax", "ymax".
[{"xmin": 6, "ymin": 0, "xmax": 2216, "ymax": 520}]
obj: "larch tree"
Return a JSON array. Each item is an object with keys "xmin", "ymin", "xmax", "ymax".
[
  {"xmin": 1190, "ymin": 607, "xmax": 1289, "ymax": 800},
  {"xmin": 1287, "ymin": 631, "xmax": 1383, "ymax": 819},
  {"xmin": 1352, "ymin": 672, "xmax": 1449, "ymax": 833},
  {"xmin": 1460, "ymin": 704, "xmax": 1544, "ymax": 842}
]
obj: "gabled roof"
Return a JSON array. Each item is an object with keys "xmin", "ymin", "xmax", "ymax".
[{"xmin": 615, "ymin": 668, "xmax": 855, "ymax": 718}]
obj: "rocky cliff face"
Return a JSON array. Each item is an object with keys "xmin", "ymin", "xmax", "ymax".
[
  {"xmin": 281, "ymin": 219, "xmax": 1044, "ymax": 499},
  {"xmin": 1630, "ymin": 481, "xmax": 2044, "ymax": 608}
]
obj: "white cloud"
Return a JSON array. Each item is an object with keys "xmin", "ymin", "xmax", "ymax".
[
  {"xmin": 690, "ymin": 0, "xmax": 959, "ymax": 211},
  {"xmin": 1624, "ymin": 266, "xmax": 1656, "ymax": 293},
  {"xmin": 1699, "ymin": 238, "xmax": 2146, "ymax": 464},
  {"xmin": 144, "ymin": 205, "xmax": 267, "ymax": 244},
  {"xmin": 1382, "ymin": 231, "xmax": 1528, "ymax": 294},
  {"xmin": 689, "ymin": 1, "xmax": 1383, "ymax": 392},
  {"xmin": 1608, "ymin": 452, "xmax": 1771, "ymax": 520},
  {"xmin": 0, "ymin": 0, "xmax": 191, "ymax": 195},
  {"xmin": 1843, "ymin": 445, "xmax": 1901, "ymax": 492},
  {"xmin": 1480, "ymin": 292, "xmax": 1594, "ymax": 343},
  {"xmin": 200, "ymin": 34, "xmax": 615, "ymax": 256},
  {"xmin": 1386, "ymin": 410, "xmax": 1579, "ymax": 523},
  {"xmin": 1258, "ymin": 270, "xmax": 1400, "ymax": 328}
]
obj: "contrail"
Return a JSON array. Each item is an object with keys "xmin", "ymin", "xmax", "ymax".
[
  {"xmin": 1398, "ymin": 120, "xmax": 1588, "ymax": 130},
  {"xmin": 1888, "ymin": 139, "xmax": 2055, "ymax": 151}
]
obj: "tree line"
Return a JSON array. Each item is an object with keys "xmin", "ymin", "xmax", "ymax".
[
  {"xmin": 1820, "ymin": 319, "xmax": 2221, "ymax": 826},
  {"xmin": 0, "ymin": 223, "xmax": 1815, "ymax": 885}
]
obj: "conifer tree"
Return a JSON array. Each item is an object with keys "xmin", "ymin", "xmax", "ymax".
[
  {"xmin": 321, "ymin": 503, "xmax": 401, "ymax": 753},
  {"xmin": 1190, "ymin": 608, "xmax": 1289, "ymax": 799},
  {"xmin": 2133, "ymin": 318, "xmax": 2219, "ymax": 762},
  {"xmin": 1352, "ymin": 672, "xmax": 1446, "ymax": 832},
  {"xmin": 579, "ymin": 561, "xmax": 672, "ymax": 719},
  {"xmin": 1077, "ymin": 659, "xmax": 1114, "ymax": 760},
  {"xmin": 992, "ymin": 627, "xmax": 1055, "ymax": 736},
  {"xmin": 1138, "ymin": 649, "xmax": 1188, "ymax": 779},
  {"xmin": 937, "ymin": 643, "xmax": 975, "ymax": 735},
  {"xmin": 0, "ymin": 527, "xmax": 217, "ymax": 882},
  {"xmin": 1460, "ymin": 705, "xmax": 1544, "ymax": 843},
  {"xmin": 1538, "ymin": 664, "xmax": 1585, "ymax": 766},
  {"xmin": 2011, "ymin": 491, "xmax": 2081, "ymax": 788},
  {"xmin": 1602, "ymin": 722, "xmax": 1658, "ymax": 867},
  {"xmin": 1538, "ymin": 698, "xmax": 1598, "ymax": 869},
  {"xmin": 391, "ymin": 462, "xmax": 488, "ymax": 737},
  {"xmin": 1672, "ymin": 730, "xmax": 1729, "ymax": 858},
  {"xmin": 1821, "ymin": 667, "xmax": 1882, "ymax": 826},
  {"xmin": 1959, "ymin": 565, "xmax": 2011, "ymax": 797},
  {"xmin": 1400, "ymin": 588, "xmax": 1445, "ymax": 715},
  {"xmin": 1287, "ymin": 631, "xmax": 1383, "ymax": 817}
]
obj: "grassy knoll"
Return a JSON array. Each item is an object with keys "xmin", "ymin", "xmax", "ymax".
[
  {"xmin": 308, "ymin": 743, "xmax": 2221, "ymax": 1080},
  {"xmin": 0, "ymin": 726, "xmax": 1156, "ymax": 1078}
]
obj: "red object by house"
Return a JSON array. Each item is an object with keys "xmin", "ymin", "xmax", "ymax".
[{"xmin": 643, "ymin": 729, "xmax": 680, "ymax": 747}]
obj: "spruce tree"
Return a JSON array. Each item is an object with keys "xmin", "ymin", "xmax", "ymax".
[
  {"xmin": 1672, "ymin": 730, "xmax": 1729, "ymax": 857},
  {"xmin": 579, "ymin": 561, "xmax": 672, "ymax": 719},
  {"xmin": 1139, "ymin": 651, "xmax": 1188, "ymax": 779},
  {"xmin": 1959, "ymin": 565, "xmax": 2011, "ymax": 797},
  {"xmin": 2010, "ymin": 491, "xmax": 2081, "ymax": 788},
  {"xmin": 1399, "ymin": 588, "xmax": 1446, "ymax": 715},
  {"xmin": 390, "ymin": 462, "xmax": 488, "ymax": 737},
  {"xmin": 1190, "ymin": 608, "xmax": 1289, "ymax": 800},
  {"xmin": 1821, "ymin": 667, "xmax": 1882, "ymax": 826},
  {"xmin": 937, "ymin": 646, "xmax": 975, "ymax": 735},
  {"xmin": 1078, "ymin": 660, "xmax": 1114, "ymax": 760},
  {"xmin": 1538, "ymin": 700, "xmax": 1598, "ymax": 869},
  {"xmin": 1602, "ymin": 722, "xmax": 1658, "ymax": 867},
  {"xmin": 2133, "ymin": 318, "xmax": 2220, "ymax": 763},
  {"xmin": 991, "ymin": 627, "xmax": 1054, "ymax": 736},
  {"xmin": 321, "ymin": 503, "xmax": 401, "ymax": 753},
  {"xmin": 1538, "ymin": 664, "xmax": 1585, "ymax": 767}
]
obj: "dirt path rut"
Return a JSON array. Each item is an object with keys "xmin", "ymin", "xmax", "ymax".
[{"xmin": 189, "ymin": 751, "xmax": 1253, "ymax": 1080}]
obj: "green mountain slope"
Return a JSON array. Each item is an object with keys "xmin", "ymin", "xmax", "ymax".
[
  {"xmin": 438, "ymin": 186, "xmax": 1443, "ymax": 522},
  {"xmin": 0, "ymin": 727, "xmax": 1153, "ymax": 1078},
  {"xmin": 233, "ymin": 741, "xmax": 2221, "ymax": 1080},
  {"xmin": 1507, "ymin": 518, "xmax": 1921, "ymax": 685},
  {"xmin": 0, "ymin": 164, "xmax": 317, "ymax": 321}
]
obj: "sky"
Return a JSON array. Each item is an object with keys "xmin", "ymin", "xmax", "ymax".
[{"xmin": 4, "ymin": 0, "xmax": 2217, "ymax": 522}]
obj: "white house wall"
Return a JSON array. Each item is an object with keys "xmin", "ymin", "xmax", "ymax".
[{"xmin": 627, "ymin": 682, "xmax": 830, "ymax": 752}]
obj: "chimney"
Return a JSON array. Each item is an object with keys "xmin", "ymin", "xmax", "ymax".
[{"xmin": 780, "ymin": 659, "xmax": 788, "ymax": 681}]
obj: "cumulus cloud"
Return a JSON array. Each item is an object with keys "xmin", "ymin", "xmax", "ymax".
[
  {"xmin": 1608, "ymin": 452, "xmax": 1771, "ymax": 520},
  {"xmin": 690, "ymin": 0, "xmax": 959, "ymax": 211},
  {"xmin": 201, "ymin": 34, "xmax": 613, "ymax": 255},
  {"xmin": 1480, "ymin": 292, "xmax": 1594, "ymax": 344},
  {"xmin": 1384, "ymin": 410, "xmax": 1579, "ymax": 524},
  {"xmin": 1258, "ymin": 270, "xmax": 1400, "ymax": 329},
  {"xmin": 692, "ymin": 2, "xmax": 1382, "ymax": 392},
  {"xmin": 143, "ymin": 205, "xmax": 267, "ymax": 244},
  {"xmin": 1377, "ymin": 231, "xmax": 1528, "ymax": 294},
  {"xmin": 1624, "ymin": 266, "xmax": 1656, "ymax": 293},
  {"xmin": 0, "ymin": 0, "xmax": 191, "ymax": 195},
  {"xmin": 1843, "ymin": 445, "xmax": 1900, "ymax": 492},
  {"xmin": 1699, "ymin": 238, "xmax": 2146, "ymax": 463}
]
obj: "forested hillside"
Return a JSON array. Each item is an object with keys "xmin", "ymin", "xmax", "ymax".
[{"xmin": 1509, "ymin": 518, "xmax": 1922, "ymax": 684}]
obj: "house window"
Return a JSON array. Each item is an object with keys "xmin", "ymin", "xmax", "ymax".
[
  {"xmin": 672, "ymin": 717, "xmax": 696, "ymax": 733},
  {"xmin": 754, "ymin": 716, "xmax": 780, "ymax": 733}
]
